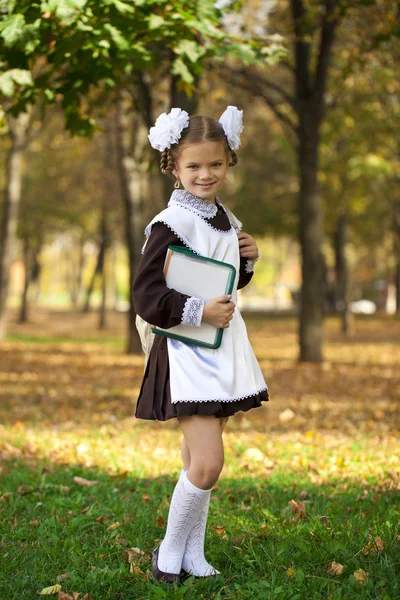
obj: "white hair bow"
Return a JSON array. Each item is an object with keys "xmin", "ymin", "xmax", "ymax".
[
  {"xmin": 148, "ymin": 108, "xmax": 190, "ymax": 152},
  {"xmin": 219, "ymin": 105, "xmax": 244, "ymax": 151}
]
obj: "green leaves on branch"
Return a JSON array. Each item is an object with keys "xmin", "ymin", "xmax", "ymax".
[
  {"xmin": 0, "ymin": 68, "xmax": 33, "ymax": 96},
  {"xmin": 0, "ymin": 0, "xmax": 287, "ymax": 135}
]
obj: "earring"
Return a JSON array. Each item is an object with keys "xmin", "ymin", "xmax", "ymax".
[{"xmin": 174, "ymin": 178, "xmax": 181, "ymax": 189}]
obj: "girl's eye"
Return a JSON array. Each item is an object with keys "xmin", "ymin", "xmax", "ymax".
[{"xmin": 212, "ymin": 163, "xmax": 222, "ymax": 167}]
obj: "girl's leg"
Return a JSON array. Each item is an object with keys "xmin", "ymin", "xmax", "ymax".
[
  {"xmin": 156, "ymin": 416, "xmax": 224, "ymax": 577},
  {"xmin": 179, "ymin": 415, "xmax": 224, "ymax": 489},
  {"xmin": 179, "ymin": 415, "xmax": 228, "ymax": 576},
  {"xmin": 180, "ymin": 417, "xmax": 228, "ymax": 472}
]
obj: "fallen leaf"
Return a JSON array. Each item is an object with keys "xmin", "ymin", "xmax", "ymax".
[
  {"xmin": 129, "ymin": 564, "xmax": 147, "ymax": 578},
  {"xmin": 38, "ymin": 584, "xmax": 62, "ymax": 595},
  {"xmin": 110, "ymin": 470, "xmax": 129, "ymax": 478},
  {"xmin": 288, "ymin": 499, "xmax": 306, "ymax": 519},
  {"xmin": 156, "ymin": 515, "xmax": 166, "ymax": 528},
  {"xmin": 56, "ymin": 573, "xmax": 70, "ymax": 582},
  {"xmin": 287, "ymin": 567, "xmax": 296, "ymax": 577},
  {"xmin": 374, "ymin": 536, "xmax": 384, "ymax": 551},
  {"xmin": 123, "ymin": 547, "xmax": 151, "ymax": 564},
  {"xmin": 354, "ymin": 568, "xmax": 368, "ymax": 584},
  {"xmin": 213, "ymin": 526, "xmax": 226, "ymax": 536},
  {"xmin": 327, "ymin": 561, "xmax": 344, "ymax": 575},
  {"xmin": 95, "ymin": 515, "xmax": 107, "ymax": 524},
  {"xmin": 279, "ymin": 408, "xmax": 295, "ymax": 422},
  {"xmin": 242, "ymin": 447, "xmax": 264, "ymax": 462},
  {"xmin": 114, "ymin": 536, "xmax": 129, "ymax": 546},
  {"xmin": 107, "ymin": 521, "xmax": 120, "ymax": 531},
  {"xmin": 57, "ymin": 593, "xmax": 79, "ymax": 600},
  {"xmin": 362, "ymin": 534, "xmax": 384, "ymax": 555},
  {"xmin": 73, "ymin": 476, "xmax": 98, "ymax": 488},
  {"xmin": 141, "ymin": 493, "xmax": 152, "ymax": 503},
  {"xmin": 30, "ymin": 520, "xmax": 40, "ymax": 527}
]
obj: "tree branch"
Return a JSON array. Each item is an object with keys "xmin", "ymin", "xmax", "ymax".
[
  {"xmin": 232, "ymin": 66, "xmax": 297, "ymax": 111},
  {"xmin": 218, "ymin": 66, "xmax": 299, "ymax": 145},
  {"xmin": 313, "ymin": 0, "xmax": 341, "ymax": 112},
  {"xmin": 290, "ymin": 0, "xmax": 312, "ymax": 99}
]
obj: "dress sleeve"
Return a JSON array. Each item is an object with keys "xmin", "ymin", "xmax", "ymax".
[
  {"xmin": 237, "ymin": 254, "xmax": 259, "ymax": 290},
  {"xmin": 133, "ymin": 222, "xmax": 205, "ymax": 329}
]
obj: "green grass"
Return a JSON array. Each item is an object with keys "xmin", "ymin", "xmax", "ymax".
[
  {"xmin": 0, "ymin": 436, "xmax": 399, "ymax": 600},
  {"xmin": 1, "ymin": 312, "xmax": 400, "ymax": 599}
]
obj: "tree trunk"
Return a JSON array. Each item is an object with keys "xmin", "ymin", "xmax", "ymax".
[
  {"xmin": 291, "ymin": 0, "xmax": 339, "ymax": 362},
  {"xmin": 394, "ymin": 201, "xmax": 400, "ymax": 315},
  {"xmin": 115, "ymin": 94, "xmax": 147, "ymax": 354},
  {"xmin": 297, "ymin": 120, "xmax": 324, "ymax": 362},
  {"xmin": 334, "ymin": 213, "xmax": 354, "ymax": 334},
  {"xmin": 71, "ymin": 232, "xmax": 86, "ymax": 307},
  {"xmin": 99, "ymin": 256, "xmax": 107, "ymax": 329},
  {"xmin": 82, "ymin": 238, "xmax": 105, "ymax": 313},
  {"xmin": 98, "ymin": 203, "xmax": 110, "ymax": 329},
  {"xmin": 19, "ymin": 238, "xmax": 31, "ymax": 323},
  {"xmin": 0, "ymin": 109, "xmax": 32, "ymax": 339}
]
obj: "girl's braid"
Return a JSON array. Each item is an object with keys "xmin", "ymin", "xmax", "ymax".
[
  {"xmin": 160, "ymin": 149, "xmax": 174, "ymax": 174},
  {"xmin": 229, "ymin": 151, "xmax": 238, "ymax": 167}
]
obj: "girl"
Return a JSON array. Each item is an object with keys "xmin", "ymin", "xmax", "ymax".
[{"xmin": 132, "ymin": 106, "xmax": 269, "ymax": 584}]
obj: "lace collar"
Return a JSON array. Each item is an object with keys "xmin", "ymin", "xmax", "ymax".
[{"xmin": 168, "ymin": 189, "xmax": 220, "ymax": 219}]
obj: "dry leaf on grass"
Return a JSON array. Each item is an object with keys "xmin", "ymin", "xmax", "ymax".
[
  {"xmin": 95, "ymin": 515, "xmax": 106, "ymax": 524},
  {"xmin": 114, "ymin": 536, "xmax": 130, "ymax": 546},
  {"xmin": 156, "ymin": 515, "xmax": 167, "ymax": 528},
  {"xmin": 57, "ymin": 594, "xmax": 93, "ymax": 600},
  {"xmin": 288, "ymin": 499, "xmax": 306, "ymax": 519},
  {"xmin": 141, "ymin": 493, "xmax": 152, "ymax": 503},
  {"xmin": 327, "ymin": 561, "xmax": 344, "ymax": 575},
  {"xmin": 129, "ymin": 564, "xmax": 147, "ymax": 578},
  {"xmin": 362, "ymin": 535, "xmax": 384, "ymax": 555},
  {"xmin": 287, "ymin": 567, "xmax": 296, "ymax": 577},
  {"xmin": 213, "ymin": 526, "xmax": 226, "ymax": 536},
  {"xmin": 73, "ymin": 477, "xmax": 98, "ymax": 488},
  {"xmin": 38, "ymin": 584, "xmax": 62, "ymax": 595},
  {"xmin": 122, "ymin": 547, "xmax": 151, "ymax": 564},
  {"xmin": 354, "ymin": 568, "xmax": 369, "ymax": 584},
  {"xmin": 107, "ymin": 521, "xmax": 120, "ymax": 531},
  {"xmin": 29, "ymin": 520, "xmax": 40, "ymax": 527}
]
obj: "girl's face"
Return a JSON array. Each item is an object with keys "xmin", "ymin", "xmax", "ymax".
[{"xmin": 172, "ymin": 141, "xmax": 229, "ymax": 203}]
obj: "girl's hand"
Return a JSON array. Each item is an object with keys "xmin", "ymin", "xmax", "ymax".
[
  {"xmin": 202, "ymin": 295, "xmax": 235, "ymax": 328},
  {"xmin": 238, "ymin": 232, "xmax": 258, "ymax": 260}
]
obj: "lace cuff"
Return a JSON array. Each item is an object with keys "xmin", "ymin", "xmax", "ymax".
[
  {"xmin": 181, "ymin": 297, "xmax": 205, "ymax": 327},
  {"xmin": 245, "ymin": 254, "xmax": 260, "ymax": 274}
]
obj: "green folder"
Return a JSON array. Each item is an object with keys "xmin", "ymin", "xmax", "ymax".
[{"xmin": 152, "ymin": 245, "xmax": 236, "ymax": 349}]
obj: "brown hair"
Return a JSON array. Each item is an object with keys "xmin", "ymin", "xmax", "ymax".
[{"xmin": 160, "ymin": 115, "xmax": 238, "ymax": 175}]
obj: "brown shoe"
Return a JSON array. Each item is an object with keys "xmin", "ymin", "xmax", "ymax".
[{"xmin": 151, "ymin": 547, "xmax": 181, "ymax": 585}]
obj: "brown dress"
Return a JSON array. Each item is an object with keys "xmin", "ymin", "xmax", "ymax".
[{"xmin": 133, "ymin": 203, "xmax": 269, "ymax": 421}]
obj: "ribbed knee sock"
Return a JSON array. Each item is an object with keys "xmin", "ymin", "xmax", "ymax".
[
  {"xmin": 180, "ymin": 469, "xmax": 221, "ymax": 577},
  {"xmin": 157, "ymin": 472, "xmax": 212, "ymax": 575}
]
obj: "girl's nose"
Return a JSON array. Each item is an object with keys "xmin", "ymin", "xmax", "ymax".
[{"xmin": 199, "ymin": 168, "xmax": 212, "ymax": 180}]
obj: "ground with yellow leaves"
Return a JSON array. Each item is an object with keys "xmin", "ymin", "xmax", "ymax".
[{"xmin": 0, "ymin": 309, "xmax": 399, "ymax": 599}]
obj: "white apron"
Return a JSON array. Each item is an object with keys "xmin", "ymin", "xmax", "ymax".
[{"xmin": 143, "ymin": 192, "xmax": 268, "ymax": 404}]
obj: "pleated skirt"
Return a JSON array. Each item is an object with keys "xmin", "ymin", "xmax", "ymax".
[{"xmin": 135, "ymin": 335, "xmax": 269, "ymax": 421}]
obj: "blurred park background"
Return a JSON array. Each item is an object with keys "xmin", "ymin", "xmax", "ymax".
[{"xmin": 0, "ymin": 1, "xmax": 399, "ymax": 599}]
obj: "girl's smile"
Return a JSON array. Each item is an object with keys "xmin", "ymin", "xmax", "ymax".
[{"xmin": 173, "ymin": 141, "xmax": 228, "ymax": 203}]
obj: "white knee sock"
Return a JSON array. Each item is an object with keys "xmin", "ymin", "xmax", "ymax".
[
  {"xmin": 157, "ymin": 472, "xmax": 212, "ymax": 575},
  {"xmin": 180, "ymin": 469, "xmax": 221, "ymax": 577}
]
